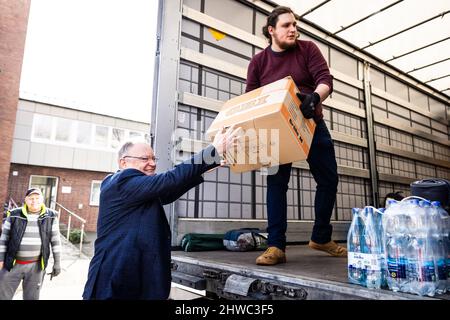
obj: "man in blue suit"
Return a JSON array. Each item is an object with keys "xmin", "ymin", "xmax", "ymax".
[{"xmin": 82, "ymin": 127, "xmax": 239, "ymax": 300}]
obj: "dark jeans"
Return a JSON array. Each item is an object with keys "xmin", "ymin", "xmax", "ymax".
[{"xmin": 266, "ymin": 120, "xmax": 339, "ymax": 250}]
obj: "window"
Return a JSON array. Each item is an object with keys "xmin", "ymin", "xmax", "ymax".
[
  {"xmin": 77, "ymin": 121, "xmax": 92, "ymax": 144},
  {"xmin": 90, "ymin": 181, "xmax": 102, "ymax": 206},
  {"xmin": 32, "ymin": 114, "xmax": 53, "ymax": 140},
  {"xmin": 55, "ymin": 118, "xmax": 73, "ymax": 142},
  {"xmin": 111, "ymin": 128, "xmax": 125, "ymax": 149},
  {"xmin": 94, "ymin": 125, "xmax": 109, "ymax": 147},
  {"xmin": 31, "ymin": 113, "xmax": 148, "ymax": 151},
  {"xmin": 129, "ymin": 131, "xmax": 143, "ymax": 140}
]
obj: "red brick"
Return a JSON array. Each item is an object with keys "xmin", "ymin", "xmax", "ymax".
[
  {"xmin": 0, "ymin": 1, "xmax": 31, "ymax": 205},
  {"xmin": 8, "ymin": 164, "xmax": 110, "ymax": 232}
]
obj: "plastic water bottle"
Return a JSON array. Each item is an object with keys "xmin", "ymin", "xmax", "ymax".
[
  {"xmin": 377, "ymin": 208, "xmax": 387, "ymax": 288},
  {"xmin": 383, "ymin": 200, "xmax": 408, "ymax": 292},
  {"xmin": 385, "ymin": 235, "xmax": 408, "ymax": 292},
  {"xmin": 420, "ymin": 200, "xmax": 438, "ymax": 296},
  {"xmin": 347, "ymin": 208, "xmax": 366, "ymax": 286},
  {"xmin": 405, "ymin": 199, "xmax": 421, "ymax": 294},
  {"xmin": 403, "ymin": 199, "xmax": 418, "ymax": 294},
  {"xmin": 407, "ymin": 200, "xmax": 437, "ymax": 296},
  {"xmin": 432, "ymin": 201, "xmax": 449, "ymax": 293},
  {"xmin": 363, "ymin": 207, "xmax": 383, "ymax": 289}
]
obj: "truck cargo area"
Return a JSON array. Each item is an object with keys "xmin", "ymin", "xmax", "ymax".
[{"xmin": 171, "ymin": 244, "xmax": 450, "ymax": 301}]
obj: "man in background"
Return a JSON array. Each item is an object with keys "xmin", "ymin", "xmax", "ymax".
[{"xmin": 0, "ymin": 188, "xmax": 61, "ymax": 299}]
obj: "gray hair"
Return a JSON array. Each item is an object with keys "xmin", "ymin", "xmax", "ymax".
[{"xmin": 118, "ymin": 141, "xmax": 135, "ymax": 161}]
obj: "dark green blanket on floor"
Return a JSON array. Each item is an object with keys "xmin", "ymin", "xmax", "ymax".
[{"xmin": 180, "ymin": 233, "xmax": 225, "ymax": 252}]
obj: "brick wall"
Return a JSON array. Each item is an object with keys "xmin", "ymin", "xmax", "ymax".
[
  {"xmin": 8, "ymin": 163, "xmax": 110, "ymax": 232},
  {"xmin": 0, "ymin": 1, "xmax": 31, "ymax": 206}
]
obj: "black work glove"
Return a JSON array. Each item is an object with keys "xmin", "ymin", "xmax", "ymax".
[{"xmin": 297, "ymin": 92, "xmax": 320, "ymax": 119}]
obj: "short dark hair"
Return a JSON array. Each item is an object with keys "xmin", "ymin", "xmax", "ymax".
[
  {"xmin": 262, "ymin": 6, "xmax": 296, "ymax": 44},
  {"xmin": 383, "ymin": 191, "xmax": 404, "ymax": 207},
  {"xmin": 385, "ymin": 191, "xmax": 404, "ymax": 201}
]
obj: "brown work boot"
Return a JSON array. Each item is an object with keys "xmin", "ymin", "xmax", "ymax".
[
  {"xmin": 256, "ymin": 246, "xmax": 286, "ymax": 265},
  {"xmin": 309, "ymin": 240, "xmax": 347, "ymax": 257}
]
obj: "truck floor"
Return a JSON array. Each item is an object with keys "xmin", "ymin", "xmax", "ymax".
[{"xmin": 171, "ymin": 244, "xmax": 450, "ymax": 300}]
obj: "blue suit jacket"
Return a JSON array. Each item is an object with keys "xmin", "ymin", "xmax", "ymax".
[{"xmin": 82, "ymin": 145, "xmax": 220, "ymax": 299}]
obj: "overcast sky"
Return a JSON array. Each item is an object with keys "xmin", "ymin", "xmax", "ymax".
[{"xmin": 19, "ymin": 0, "xmax": 158, "ymax": 123}]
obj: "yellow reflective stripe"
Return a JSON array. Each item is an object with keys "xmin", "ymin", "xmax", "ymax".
[
  {"xmin": 13, "ymin": 259, "xmax": 16, "ymax": 266},
  {"xmin": 41, "ymin": 257, "xmax": 44, "ymax": 270},
  {"xmin": 21, "ymin": 204, "xmax": 47, "ymax": 217},
  {"xmin": 6, "ymin": 210, "xmax": 11, "ymax": 218},
  {"xmin": 21, "ymin": 205, "xmax": 28, "ymax": 218},
  {"xmin": 39, "ymin": 204, "xmax": 46, "ymax": 216}
]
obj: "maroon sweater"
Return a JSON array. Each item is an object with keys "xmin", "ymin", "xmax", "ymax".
[{"xmin": 246, "ymin": 40, "xmax": 333, "ymax": 122}]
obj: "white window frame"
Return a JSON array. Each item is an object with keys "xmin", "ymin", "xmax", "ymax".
[
  {"xmin": 111, "ymin": 127, "xmax": 126, "ymax": 149},
  {"xmin": 31, "ymin": 113, "xmax": 149, "ymax": 152},
  {"xmin": 30, "ymin": 114, "xmax": 54, "ymax": 143},
  {"xmin": 54, "ymin": 117, "xmax": 75, "ymax": 144},
  {"xmin": 90, "ymin": 180, "xmax": 102, "ymax": 206},
  {"xmin": 75, "ymin": 120, "xmax": 94, "ymax": 146}
]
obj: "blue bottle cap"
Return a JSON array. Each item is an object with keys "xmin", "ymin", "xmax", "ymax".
[{"xmin": 419, "ymin": 200, "xmax": 430, "ymax": 207}]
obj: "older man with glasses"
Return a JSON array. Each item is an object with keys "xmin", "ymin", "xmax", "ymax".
[{"xmin": 83, "ymin": 126, "xmax": 240, "ymax": 300}]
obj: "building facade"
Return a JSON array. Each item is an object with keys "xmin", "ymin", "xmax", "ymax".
[{"xmin": 7, "ymin": 98, "xmax": 150, "ymax": 231}]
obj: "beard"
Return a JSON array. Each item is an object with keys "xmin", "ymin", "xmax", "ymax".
[{"xmin": 272, "ymin": 34, "xmax": 297, "ymax": 50}]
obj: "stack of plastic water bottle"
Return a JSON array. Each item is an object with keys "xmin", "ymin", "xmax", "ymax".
[
  {"xmin": 347, "ymin": 206, "xmax": 387, "ymax": 289},
  {"xmin": 382, "ymin": 197, "xmax": 449, "ymax": 296},
  {"xmin": 348, "ymin": 197, "xmax": 450, "ymax": 296}
]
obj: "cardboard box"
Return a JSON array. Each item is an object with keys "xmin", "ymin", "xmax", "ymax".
[{"xmin": 206, "ymin": 76, "xmax": 316, "ymax": 173}]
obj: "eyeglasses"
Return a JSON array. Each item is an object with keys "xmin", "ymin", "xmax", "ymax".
[{"xmin": 122, "ymin": 155, "xmax": 159, "ymax": 163}]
